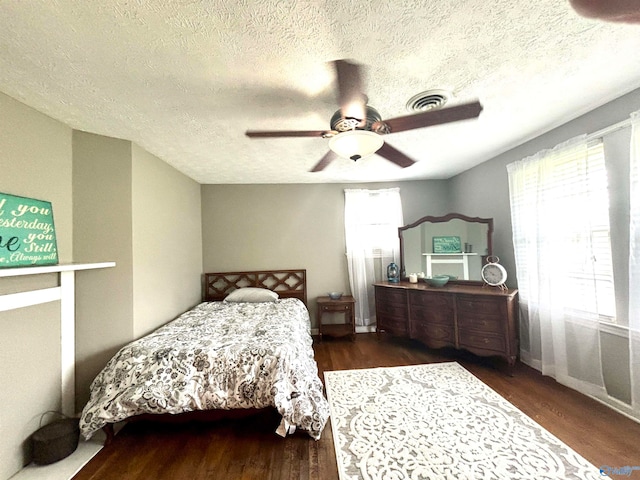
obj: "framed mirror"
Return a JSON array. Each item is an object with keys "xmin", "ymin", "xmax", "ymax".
[{"xmin": 399, "ymin": 213, "xmax": 493, "ymax": 284}]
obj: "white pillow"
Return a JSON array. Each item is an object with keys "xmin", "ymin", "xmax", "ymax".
[{"xmin": 223, "ymin": 287, "xmax": 279, "ymax": 303}]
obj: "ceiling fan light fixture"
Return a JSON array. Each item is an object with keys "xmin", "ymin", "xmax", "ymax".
[
  {"xmin": 330, "ymin": 106, "xmax": 383, "ymax": 132},
  {"xmin": 328, "ymin": 130, "xmax": 384, "ymax": 162}
]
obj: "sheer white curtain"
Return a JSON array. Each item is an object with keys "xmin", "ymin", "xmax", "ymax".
[
  {"xmin": 507, "ymin": 136, "xmax": 614, "ymax": 399},
  {"xmin": 344, "ymin": 188, "xmax": 403, "ymax": 328},
  {"xmin": 630, "ymin": 111, "xmax": 640, "ymax": 414}
]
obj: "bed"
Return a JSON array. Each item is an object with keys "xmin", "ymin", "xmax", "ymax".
[{"xmin": 79, "ymin": 269, "xmax": 329, "ymax": 442}]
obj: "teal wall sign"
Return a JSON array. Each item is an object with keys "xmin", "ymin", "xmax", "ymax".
[
  {"xmin": 0, "ymin": 192, "xmax": 58, "ymax": 267},
  {"xmin": 432, "ymin": 236, "xmax": 462, "ymax": 254}
]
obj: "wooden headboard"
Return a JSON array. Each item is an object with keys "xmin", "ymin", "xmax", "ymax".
[{"xmin": 203, "ymin": 269, "xmax": 307, "ymax": 305}]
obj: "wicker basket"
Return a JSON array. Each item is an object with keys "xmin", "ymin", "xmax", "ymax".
[{"xmin": 31, "ymin": 413, "xmax": 80, "ymax": 465}]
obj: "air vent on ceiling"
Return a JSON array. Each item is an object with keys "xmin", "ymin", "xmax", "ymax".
[{"xmin": 406, "ymin": 89, "xmax": 452, "ymax": 112}]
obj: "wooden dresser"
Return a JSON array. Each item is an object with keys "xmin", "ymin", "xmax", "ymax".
[{"xmin": 374, "ymin": 282, "xmax": 519, "ymax": 366}]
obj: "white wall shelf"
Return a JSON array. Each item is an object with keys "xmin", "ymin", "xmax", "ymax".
[
  {"xmin": 0, "ymin": 262, "xmax": 115, "ymax": 278},
  {"xmin": 0, "ymin": 262, "xmax": 116, "ymax": 416},
  {"xmin": 422, "ymin": 253, "xmax": 477, "ymax": 280}
]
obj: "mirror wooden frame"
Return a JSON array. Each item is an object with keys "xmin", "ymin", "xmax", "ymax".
[{"xmin": 399, "ymin": 213, "xmax": 494, "ymax": 285}]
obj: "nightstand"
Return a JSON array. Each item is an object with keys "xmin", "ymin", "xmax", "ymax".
[{"xmin": 317, "ymin": 295, "xmax": 356, "ymax": 341}]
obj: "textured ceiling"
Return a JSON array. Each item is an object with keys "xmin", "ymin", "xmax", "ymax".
[{"xmin": 1, "ymin": 1, "xmax": 640, "ymax": 184}]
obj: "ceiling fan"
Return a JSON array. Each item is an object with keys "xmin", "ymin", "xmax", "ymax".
[{"xmin": 245, "ymin": 60, "xmax": 483, "ymax": 172}]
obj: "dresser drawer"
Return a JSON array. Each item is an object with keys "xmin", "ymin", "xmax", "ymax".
[
  {"xmin": 376, "ymin": 300, "xmax": 407, "ymax": 317},
  {"xmin": 377, "ymin": 314, "xmax": 409, "ymax": 336},
  {"xmin": 320, "ymin": 303, "xmax": 352, "ymax": 313},
  {"xmin": 409, "ymin": 290, "xmax": 453, "ymax": 309},
  {"xmin": 457, "ymin": 313, "xmax": 504, "ymax": 334},
  {"xmin": 375, "ymin": 286, "xmax": 407, "ymax": 305},
  {"xmin": 456, "ymin": 295, "xmax": 504, "ymax": 316},
  {"xmin": 458, "ymin": 331, "xmax": 506, "ymax": 353},
  {"xmin": 411, "ymin": 304, "xmax": 453, "ymax": 326},
  {"xmin": 412, "ymin": 321, "xmax": 455, "ymax": 345}
]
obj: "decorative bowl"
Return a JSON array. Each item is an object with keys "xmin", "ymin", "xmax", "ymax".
[
  {"xmin": 328, "ymin": 292, "xmax": 343, "ymax": 300},
  {"xmin": 424, "ymin": 275, "xmax": 450, "ymax": 287}
]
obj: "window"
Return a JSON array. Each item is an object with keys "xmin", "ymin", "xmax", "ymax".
[
  {"xmin": 344, "ymin": 188, "xmax": 403, "ymax": 327},
  {"xmin": 347, "ymin": 191, "xmax": 403, "ymax": 258},
  {"xmin": 508, "ymin": 138, "xmax": 616, "ymax": 321}
]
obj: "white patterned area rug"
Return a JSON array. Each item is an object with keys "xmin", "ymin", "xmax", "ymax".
[{"xmin": 324, "ymin": 362, "xmax": 601, "ymax": 480}]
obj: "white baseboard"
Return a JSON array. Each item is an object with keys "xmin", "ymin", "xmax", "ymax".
[
  {"xmin": 311, "ymin": 326, "xmax": 377, "ymax": 336},
  {"xmin": 356, "ymin": 325, "xmax": 376, "ymax": 333},
  {"xmin": 11, "ymin": 432, "xmax": 105, "ymax": 480}
]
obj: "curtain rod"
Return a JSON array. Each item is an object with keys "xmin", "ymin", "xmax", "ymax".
[{"xmin": 587, "ymin": 117, "xmax": 632, "ymax": 141}]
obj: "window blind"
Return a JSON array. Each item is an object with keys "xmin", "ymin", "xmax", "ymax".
[{"xmin": 509, "ymin": 139, "xmax": 616, "ymax": 320}]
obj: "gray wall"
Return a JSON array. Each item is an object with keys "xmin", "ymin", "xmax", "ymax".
[
  {"xmin": 131, "ymin": 144, "xmax": 202, "ymax": 339},
  {"xmin": 0, "ymin": 92, "xmax": 73, "ymax": 480},
  {"xmin": 450, "ymin": 88, "xmax": 640, "ymax": 409},
  {"xmin": 73, "ymin": 131, "xmax": 135, "ymax": 409},
  {"xmin": 73, "ymin": 133, "xmax": 204, "ymax": 408},
  {"xmin": 200, "ymin": 181, "xmax": 450, "ymax": 324},
  {"xmin": 0, "ymin": 99, "xmax": 202, "ymax": 479}
]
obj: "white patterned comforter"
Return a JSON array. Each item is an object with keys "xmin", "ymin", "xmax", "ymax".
[{"xmin": 79, "ymin": 298, "xmax": 329, "ymax": 440}]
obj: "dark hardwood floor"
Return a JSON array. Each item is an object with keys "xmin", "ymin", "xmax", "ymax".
[{"xmin": 73, "ymin": 333, "xmax": 640, "ymax": 479}]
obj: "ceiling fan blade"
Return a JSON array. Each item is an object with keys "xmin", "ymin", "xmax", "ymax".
[
  {"xmin": 246, "ymin": 130, "xmax": 331, "ymax": 138},
  {"xmin": 334, "ymin": 59, "xmax": 366, "ymax": 123},
  {"xmin": 376, "ymin": 142, "xmax": 417, "ymax": 168},
  {"xmin": 310, "ymin": 150, "xmax": 338, "ymax": 172},
  {"xmin": 379, "ymin": 101, "xmax": 483, "ymax": 134}
]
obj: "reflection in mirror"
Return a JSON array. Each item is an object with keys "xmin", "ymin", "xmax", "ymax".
[{"xmin": 399, "ymin": 214, "xmax": 493, "ymax": 283}]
